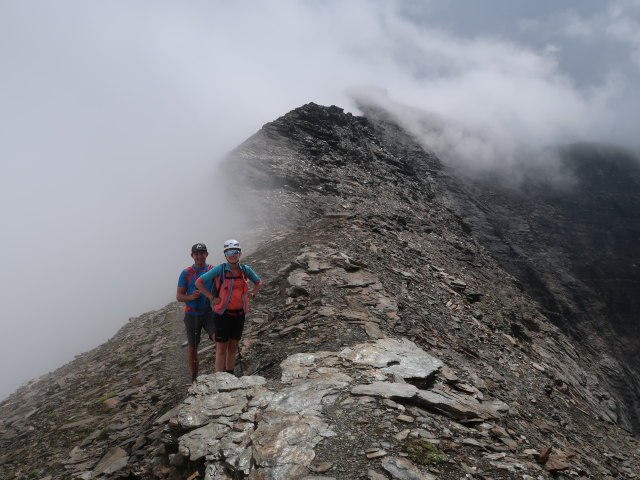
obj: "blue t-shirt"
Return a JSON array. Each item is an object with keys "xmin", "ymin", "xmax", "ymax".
[
  {"xmin": 198, "ymin": 263, "xmax": 261, "ymax": 287},
  {"xmin": 177, "ymin": 264, "xmax": 214, "ymax": 315}
]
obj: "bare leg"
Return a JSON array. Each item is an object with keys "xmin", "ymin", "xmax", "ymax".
[
  {"xmin": 187, "ymin": 346, "xmax": 198, "ymax": 374},
  {"xmin": 187, "ymin": 345, "xmax": 199, "ymax": 382},
  {"xmin": 215, "ymin": 341, "xmax": 229, "ymax": 372},
  {"xmin": 226, "ymin": 339, "xmax": 239, "ymax": 371}
]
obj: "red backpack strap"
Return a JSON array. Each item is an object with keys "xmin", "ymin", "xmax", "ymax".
[
  {"xmin": 185, "ymin": 266, "xmax": 197, "ymax": 286},
  {"xmin": 213, "ymin": 264, "xmax": 226, "ymax": 296},
  {"xmin": 239, "ymin": 264, "xmax": 249, "ymax": 281}
]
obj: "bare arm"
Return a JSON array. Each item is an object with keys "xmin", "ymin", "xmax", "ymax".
[
  {"xmin": 195, "ymin": 278, "xmax": 221, "ymax": 304},
  {"xmin": 176, "ymin": 286, "xmax": 200, "ymax": 303},
  {"xmin": 248, "ymin": 280, "xmax": 263, "ymax": 298}
]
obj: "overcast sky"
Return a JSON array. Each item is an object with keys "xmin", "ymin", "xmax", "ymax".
[{"xmin": 1, "ymin": 0, "xmax": 639, "ymax": 400}]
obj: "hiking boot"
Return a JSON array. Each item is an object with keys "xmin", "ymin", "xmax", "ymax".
[{"xmin": 191, "ymin": 372, "xmax": 198, "ymax": 383}]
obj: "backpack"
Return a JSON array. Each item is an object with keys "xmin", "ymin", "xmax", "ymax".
[
  {"xmin": 185, "ymin": 264, "xmax": 213, "ymax": 286},
  {"xmin": 185, "ymin": 264, "xmax": 213, "ymax": 312},
  {"xmin": 213, "ymin": 263, "xmax": 250, "ymax": 296}
]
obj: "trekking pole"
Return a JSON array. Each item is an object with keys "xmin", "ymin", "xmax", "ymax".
[{"xmin": 237, "ymin": 343, "xmax": 244, "ymax": 376}]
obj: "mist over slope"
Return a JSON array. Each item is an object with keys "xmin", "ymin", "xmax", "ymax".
[{"xmin": 1, "ymin": 103, "xmax": 638, "ymax": 479}]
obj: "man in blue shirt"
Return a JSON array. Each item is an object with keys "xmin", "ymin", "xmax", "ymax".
[{"xmin": 176, "ymin": 243, "xmax": 214, "ymax": 382}]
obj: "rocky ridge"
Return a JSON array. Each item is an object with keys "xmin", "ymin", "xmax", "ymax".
[{"xmin": 1, "ymin": 103, "xmax": 639, "ymax": 479}]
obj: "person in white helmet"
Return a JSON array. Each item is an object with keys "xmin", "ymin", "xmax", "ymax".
[{"xmin": 195, "ymin": 239, "xmax": 262, "ymax": 374}]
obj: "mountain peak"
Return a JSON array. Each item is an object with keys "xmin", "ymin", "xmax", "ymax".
[{"xmin": 2, "ymin": 103, "xmax": 639, "ymax": 479}]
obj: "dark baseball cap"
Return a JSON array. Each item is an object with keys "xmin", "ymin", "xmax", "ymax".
[{"xmin": 191, "ymin": 243, "xmax": 208, "ymax": 253}]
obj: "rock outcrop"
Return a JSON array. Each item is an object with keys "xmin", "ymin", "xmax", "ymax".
[{"xmin": 1, "ymin": 103, "xmax": 639, "ymax": 479}]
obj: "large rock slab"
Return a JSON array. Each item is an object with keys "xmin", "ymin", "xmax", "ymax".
[
  {"xmin": 93, "ymin": 447, "xmax": 128, "ymax": 475},
  {"xmin": 339, "ymin": 338, "xmax": 443, "ymax": 379},
  {"xmin": 351, "ymin": 381, "xmax": 419, "ymax": 400},
  {"xmin": 179, "ymin": 373, "xmax": 266, "ymax": 427},
  {"xmin": 179, "ymin": 422, "xmax": 231, "ymax": 461},
  {"xmin": 268, "ymin": 379, "xmax": 347, "ymax": 416},
  {"xmin": 175, "ymin": 339, "xmax": 507, "ymax": 478},
  {"xmin": 251, "ymin": 411, "xmax": 335, "ymax": 471},
  {"xmin": 415, "ymin": 389, "xmax": 507, "ymax": 420}
]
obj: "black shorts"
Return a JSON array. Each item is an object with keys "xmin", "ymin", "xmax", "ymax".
[
  {"xmin": 183, "ymin": 312, "xmax": 215, "ymax": 346},
  {"xmin": 213, "ymin": 312, "xmax": 246, "ymax": 343}
]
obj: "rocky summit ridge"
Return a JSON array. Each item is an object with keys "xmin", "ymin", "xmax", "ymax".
[{"xmin": 1, "ymin": 103, "xmax": 639, "ymax": 479}]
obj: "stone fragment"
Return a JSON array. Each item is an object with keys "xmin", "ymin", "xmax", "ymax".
[
  {"xmin": 154, "ymin": 404, "xmax": 182, "ymax": 425},
  {"xmin": 363, "ymin": 322, "xmax": 386, "ymax": 339},
  {"xmin": 65, "ymin": 446, "xmax": 89, "ymax": 465},
  {"xmin": 381, "ymin": 456, "xmax": 436, "ymax": 480},
  {"xmin": 367, "ymin": 470, "xmax": 388, "ymax": 480},
  {"xmin": 538, "ymin": 446, "xmax": 552, "ymax": 463},
  {"xmin": 58, "ymin": 416, "xmax": 101, "ymax": 430},
  {"xmin": 462, "ymin": 437, "xmax": 485, "ymax": 448},
  {"xmin": 102, "ymin": 397, "xmax": 119, "ymax": 410},
  {"xmin": 93, "ymin": 447, "xmax": 128, "ymax": 475},
  {"xmin": 204, "ymin": 461, "xmax": 233, "ymax": 480},
  {"xmin": 460, "ymin": 462, "xmax": 478, "ymax": 474},
  {"xmin": 544, "ymin": 448, "xmax": 570, "ymax": 472},
  {"xmin": 288, "ymin": 269, "xmax": 312, "ymax": 287},
  {"xmin": 440, "ymin": 366, "xmax": 459, "ymax": 383},
  {"xmin": 179, "ymin": 422, "xmax": 230, "ymax": 461},
  {"xmin": 366, "ymin": 449, "xmax": 387, "ymax": 459},
  {"xmin": 340, "ymin": 310, "xmax": 370, "ymax": 321},
  {"xmin": 310, "ymin": 462, "xmax": 334, "ymax": 473},
  {"xmin": 397, "ymin": 414, "xmax": 414, "ymax": 423},
  {"xmin": 531, "ymin": 362, "xmax": 546, "ymax": 372},
  {"xmin": 351, "ymin": 381, "xmax": 418, "ymax": 400},
  {"xmin": 415, "ymin": 388, "xmax": 505, "ymax": 420},
  {"xmin": 317, "ymin": 307, "xmax": 335, "ymax": 316},
  {"xmin": 383, "ymin": 398, "xmax": 404, "ymax": 410}
]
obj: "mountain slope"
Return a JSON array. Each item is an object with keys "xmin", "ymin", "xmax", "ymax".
[
  {"xmin": 435, "ymin": 141, "xmax": 640, "ymax": 432},
  {"xmin": 1, "ymin": 103, "xmax": 638, "ymax": 479}
]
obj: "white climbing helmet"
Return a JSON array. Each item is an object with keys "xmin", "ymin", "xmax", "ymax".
[{"xmin": 223, "ymin": 239, "xmax": 241, "ymax": 252}]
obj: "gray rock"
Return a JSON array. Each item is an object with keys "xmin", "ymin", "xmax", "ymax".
[
  {"xmin": 381, "ymin": 456, "xmax": 436, "ymax": 480},
  {"xmin": 93, "ymin": 446, "xmax": 128, "ymax": 475},
  {"xmin": 268, "ymin": 379, "xmax": 347, "ymax": 416},
  {"xmin": 179, "ymin": 422, "xmax": 230, "ymax": 461},
  {"xmin": 351, "ymin": 381, "xmax": 419, "ymax": 400},
  {"xmin": 415, "ymin": 389, "xmax": 505, "ymax": 420},
  {"xmin": 340, "ymin": 338, "xmax": 443, "ymax": 379},
  {"xmin": 288, "ymin": 269, "xmax": 312, "ymax": 287},
  {"xmin": 367, "ymin": 470, "xmax": 389, "ymax": 480},
  {"xmin": 153, "ymin": 404, "xmax": 182, "ymax": 425},
  {"xmin": 252, "ymin": 410, "xmax": 335, "ymax": 469}
]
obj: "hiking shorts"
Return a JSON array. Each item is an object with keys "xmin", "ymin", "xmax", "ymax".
[
  {"xmin": 183, "ymin": 312, "xmax": 215, "ymax": 346},
  {"xmin": 213, "ymin": 312, "xmax": 246, "ymax": 343}
]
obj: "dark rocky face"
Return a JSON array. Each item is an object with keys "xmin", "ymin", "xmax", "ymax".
[{"xmin": 440, "ymin": 141, "xmax": 640, "ymax": 432}]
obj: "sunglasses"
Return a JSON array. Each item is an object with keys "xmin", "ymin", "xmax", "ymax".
[{"xmin": 225, "ymin": 249, "xmax": 241, "ymax": 256}]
